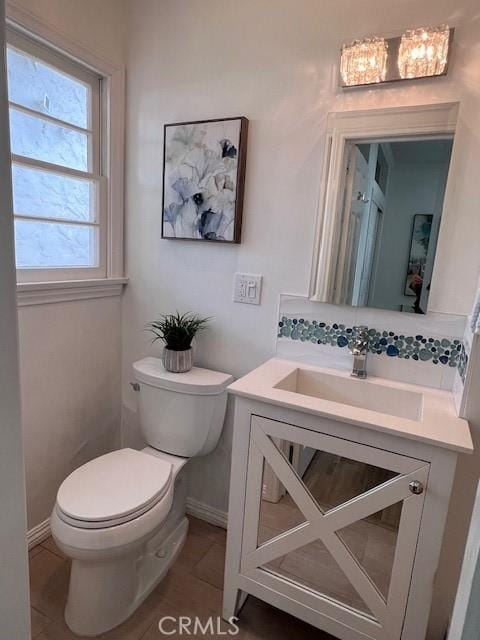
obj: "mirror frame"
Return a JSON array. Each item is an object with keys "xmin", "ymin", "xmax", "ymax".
[{"xmin": 309, "ymin": 102, "xmax": 459, "ymax": 309}]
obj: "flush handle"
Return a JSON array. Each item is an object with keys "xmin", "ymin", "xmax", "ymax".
[
  {"xmin": 130, "ymin": 382, "xmax": 140, "ymax": 392},
  {"xmin": 409, "ymin": 480, "xmax": 424, "ymax": 495}
]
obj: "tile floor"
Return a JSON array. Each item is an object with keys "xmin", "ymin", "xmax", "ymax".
[{"xmin": 29, "ymin": 517, "xmax": 335, "ymax": 639}]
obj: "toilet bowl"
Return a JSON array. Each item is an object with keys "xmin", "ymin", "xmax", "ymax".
[{"xmin": 52, "ymin": 359, "xmax": 233, "ymax": 637}]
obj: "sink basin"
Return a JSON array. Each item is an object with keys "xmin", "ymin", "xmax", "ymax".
[
  {"xmin": 228, "ymin": 358, "xmax": 472, "ymax": 453},
  {"xmin": 274, "ymin": 368, "xmax": 423, "ymax": 421}
]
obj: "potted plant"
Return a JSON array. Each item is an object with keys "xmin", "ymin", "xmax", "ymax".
[{"xmin": 147, "ymin": 311, "xmax": 210, "ymax": 373}]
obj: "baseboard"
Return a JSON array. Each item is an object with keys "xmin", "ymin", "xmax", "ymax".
[
  {"xmin": 186, "ymin": 497, "xmax": 228, "ymax": 529},
  {"xmin": 26, "ymin": 501, "xmax": 226, "ymax": 549},
  {"xmin": 27, "ymin": 517, "xmax": 51, "ymax": 549}
]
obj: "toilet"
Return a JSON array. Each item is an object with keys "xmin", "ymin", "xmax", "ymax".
[{"xmin": 51, "ymin": 357, "xmax": 233, "ymax": 637}]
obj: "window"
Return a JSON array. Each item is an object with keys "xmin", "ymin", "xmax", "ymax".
[{"xmin": 7, "ymin": 29, "xmax": 106, "ymax": 282}]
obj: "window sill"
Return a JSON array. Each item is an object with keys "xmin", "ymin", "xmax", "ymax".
[{"xmin": 17, "ymin": 277, "xmax": 128, "ymax": 306}]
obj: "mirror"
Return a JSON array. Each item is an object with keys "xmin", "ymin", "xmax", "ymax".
[
  {"xmin": 257, "ymin": 438, "xmax": 401, "ymax": 616},
  {"xmin": 335, "ymin": 138, "xmax": 452, "ymax": 313},
  {"xmin": 311, "ymin": 104, "xmax": 458, "ymax": 315}
]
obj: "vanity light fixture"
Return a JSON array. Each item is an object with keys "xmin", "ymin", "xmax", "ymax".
[
  {"xmin": 340, "ymin": 37, "xmax": 388, "ymax": 87},
  {"xmin": 340, "ymin": 25, "xmax": 453, "ymax": 87},
  {"xmin": 398, "ymin": 25, "xmax": 450, "ymax": 79}
]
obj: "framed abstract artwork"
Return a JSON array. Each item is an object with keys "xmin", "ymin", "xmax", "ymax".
[{"xmin": 162, "ymin": 116, "xmax": 248, "ymax": 243}]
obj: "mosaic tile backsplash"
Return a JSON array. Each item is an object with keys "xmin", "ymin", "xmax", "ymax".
[{"xmin": 278, "ymin": 317, "xmax": 468, "ymax": 379}]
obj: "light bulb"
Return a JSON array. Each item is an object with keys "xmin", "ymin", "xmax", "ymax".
[{"xmin": 398, "ymin": 25, "xmax": 450, "ymax": 79}]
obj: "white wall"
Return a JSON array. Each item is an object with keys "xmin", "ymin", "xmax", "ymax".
[
  {"xmin": 122, "ymin": 0, "xmax": 480, "ymax": 513},
  {"xmin": 6, "ymin": 0, "xmax": 126, "ymax": 529},
  {"xmin": 0, "ymin": 0, "xmax": 30, "ymax": 634},
  {"xmin": 447, "ymin": 480, "xmax": 480, "ymax": 639},
  {"xmin": 18, "ymin": 298, "xmax": 122, "ymax": 529},
  {"xmin": 122, "ymin": 1, "xmax": 480, "ymax": 636},
  {"xmin": 6, "ymin": 0, "xmax": 126, "ymax": 65}
]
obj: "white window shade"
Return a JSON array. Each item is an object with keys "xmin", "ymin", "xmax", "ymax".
[{"xmin": 7, "ymin": 28, "xmax": 106, "ymax": 282}]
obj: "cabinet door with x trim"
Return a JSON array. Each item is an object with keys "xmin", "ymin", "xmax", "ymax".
[{"xmin": 240, "ymin": 416, "xmax": 429, "ymax": 640}]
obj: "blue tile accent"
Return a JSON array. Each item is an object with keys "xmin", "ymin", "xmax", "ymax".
[
  {"xmin": 278, "ymin": 317, "xmax": 464, "ymax": 369},
  {"xmin": 386, "ymin": 345, "xmax": 399, "ymax": 357}
]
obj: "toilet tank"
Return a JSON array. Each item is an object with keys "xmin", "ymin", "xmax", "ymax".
[{"xmin": 132, "ymin": 357, "xmax": 233, "ymax": 458}]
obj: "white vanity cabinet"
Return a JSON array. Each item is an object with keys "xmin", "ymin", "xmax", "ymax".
[{"xmin": 223, "ymin": 359, "xmax": 473, "ymax": 640}]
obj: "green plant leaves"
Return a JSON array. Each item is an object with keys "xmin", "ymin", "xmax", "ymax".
[{"xmin": 147, "ymin": 311, "xmax": 210, "ymax": 351}]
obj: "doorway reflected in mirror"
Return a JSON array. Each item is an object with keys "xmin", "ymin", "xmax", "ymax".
[{"xmin": 335, "ymin": 138, "xmax": 453, "ymax": 313}]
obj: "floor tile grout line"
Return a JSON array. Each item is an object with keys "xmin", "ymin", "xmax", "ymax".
[
  {"xmin": 40, "ymin": 538, "xmax": 66, "ymax": 561},
  {"xmin": 187, "ymin": 537, "xmax": 217, "ymax": 572},
  {"xmin": 31, "ymin": 603, "xmax": 53, "ymax": 619},
  {"xmin": 188, "ymin": 570, "xmax": 224, "ymax": 594},
  {"xmin": 30, "ymin": 607, "xmax": 54, "ymax": 640}
]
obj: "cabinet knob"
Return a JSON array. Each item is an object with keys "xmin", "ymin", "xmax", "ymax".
[{"xmin": 409, "ymin": 480, "xmax": 424, "ymax": 495}]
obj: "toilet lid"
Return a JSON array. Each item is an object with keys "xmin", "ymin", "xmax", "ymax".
[
  {"xmin": 133, "ymin": 357, "xmax": 234, "ymax": 395},
  {"xmin": 56, "ymin": 448, "xmax": 172, "ymax": 528}
]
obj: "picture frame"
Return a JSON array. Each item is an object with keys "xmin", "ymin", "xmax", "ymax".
[
  {"xmin": 404, "ymin": 213, "xmax": 433, "ymax": 297},
  {"xmin": 162, "ymin": 116, "xmax": 248, "ymax": 243}
]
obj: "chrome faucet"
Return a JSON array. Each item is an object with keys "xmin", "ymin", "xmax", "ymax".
[{"xmin": 350, "ymin": 326, "xmax": 369, "ymax": 379}]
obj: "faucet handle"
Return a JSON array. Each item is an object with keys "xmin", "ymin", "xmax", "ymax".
[
  {"xmin": 351, "ymin": 326, "xmax": 369, "ymax": 353},
  {"xmin": 353, "ymin": 325, "xmax": 369, "ymax": 336}
]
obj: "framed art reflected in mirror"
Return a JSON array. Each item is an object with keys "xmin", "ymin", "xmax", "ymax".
[{"xmin": 404, "ymin": 214, "xmax": 433, "ymax": 314}]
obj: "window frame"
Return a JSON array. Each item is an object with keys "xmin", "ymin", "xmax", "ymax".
[
  {"xmin": 5, "ymin": 5, "xmax": 125, "ymax": 298},
  {"xmin": 7, "ymin": 27, "xmax": 107, "ymax": 282}
]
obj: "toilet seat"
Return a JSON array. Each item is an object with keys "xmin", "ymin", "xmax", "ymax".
[{"xmin": 56, "ymin": 448, "xmax": 172, "ymax": 529}]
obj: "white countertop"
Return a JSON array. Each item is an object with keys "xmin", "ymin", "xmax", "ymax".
[{"xmin": 228, "ymin": 358, "xmax": 473, "ymax": 454}]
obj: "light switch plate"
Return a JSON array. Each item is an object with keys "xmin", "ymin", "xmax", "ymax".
[{"xmin": 233, "ymin": 273, "xmax": 263, "ymax": 305}]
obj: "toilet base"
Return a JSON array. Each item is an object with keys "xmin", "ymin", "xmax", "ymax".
[{"xmin": 65, "ymin": 516, "xmax": 188, "ymax": 636}]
